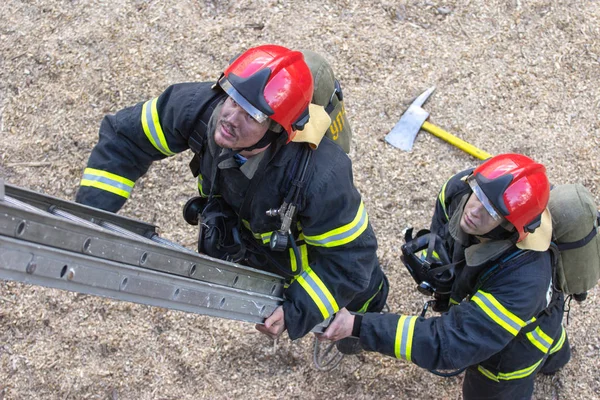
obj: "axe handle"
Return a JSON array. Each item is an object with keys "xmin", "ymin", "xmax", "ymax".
[{"xmin": 422, "ymin": 121, "xmax": 493, "ymax": 160}]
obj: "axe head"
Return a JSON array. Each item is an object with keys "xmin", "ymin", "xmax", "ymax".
[{"xmin": 385, "ymin": 86, "xmax": 436, "ymax": 151}]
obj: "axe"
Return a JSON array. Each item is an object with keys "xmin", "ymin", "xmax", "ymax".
[{"xmin": 385, "ymin": 87, "xmax": 492, "ymax": 160}]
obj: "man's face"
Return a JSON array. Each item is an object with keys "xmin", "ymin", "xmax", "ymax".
[
  {"xmin": 214, "ymin": 96, "xmax": 271, "ymax": 150},
  {"xmin": 460, "ymin": 193, "xmax": 504, "ymax": 236}
]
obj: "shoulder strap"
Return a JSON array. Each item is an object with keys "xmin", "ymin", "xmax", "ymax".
[
  {"xmin": 470, "ymin": 248, "xmax": 528, "ymax": 295},
  {"xmin": 284, "ymin": 144, "xmax": 312, "ymax": 206},
  {"xmin": 556, "ymin": 221, "xmax": 598, "ymax": 251}
]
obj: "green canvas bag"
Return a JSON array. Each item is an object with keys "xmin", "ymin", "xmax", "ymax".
[
  {"xmin": 301, "ymin": 50, "xmax": 352, "ymax": 153},
  {"xmin": 548, "ymin": 183, "xmax": 600, "ymax": 297}
]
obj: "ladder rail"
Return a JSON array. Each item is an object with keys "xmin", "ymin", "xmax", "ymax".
[
  {"xmin": 0, "ymin": 198, "xmax": 284, "ymax": 297},
  {"xmin": 5, "ymin": 183, "xmax": 158, "ymax": 238},
  {"xmin": 0, "ymin": 235, "xmax": 282, "ymax": 324},
  {"xmin": 0, "ymin": 179, "xmax": 331, "ymax": 333}
]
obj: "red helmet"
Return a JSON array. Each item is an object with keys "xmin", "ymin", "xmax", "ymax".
[
  {"xmin": 218, "ymin": 44, "xmax": 313, "ymax": 141},
  {"xmin": 469, "ymin": 153, "xmax": 550, "ymax": 242}
]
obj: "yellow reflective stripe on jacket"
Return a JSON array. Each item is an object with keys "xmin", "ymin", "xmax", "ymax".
[
  {"xmin": 471, "ymin": 290, "xmax": 527, "ymax": 336},
  {"xmin": 241, "ymin": 220, "xmax": 272, "ymax": 244},
  {"xmin": 141, "ymin": 97, "xmax": 175, "ymax": 156},
  {"xmin": 289, "ymin": 243, "xmax": 308, "ymax": 273},
  {"xmin": 259, "ymin": 232, "xmax": 272, "ymax": 244},
  {"xmin": 356, "ymin": 280, "xmax": 384, "ymax": 313},
  {"xmin": 394, "ymin": 315, "xmax": 417, "ymax": 362},
  {"xmin": 477, "ymin": 358, "xmax": 544, "ymax": 382},
  {"xmin": 549, "ymin": 326, "xmax": 566, "ymax": 355},
  {"xmin": 526, "ymin": 326, "xmax": 554, "ymax": 353},
  {"xmin": 304, "ymin": 201, "xmax": 368, "ymax": 247},
  {"xmin": 80, "ymin": 168, "xmax": 134, "ymax": 198},
  {"xmin": 197, "ymin": 175, "xmax": 208, "ymax": 197},
  {"xmin": 296, "ymin": 265, "xmax": 339, "ymax": 319},
  {"xmin": 438, "ymin": 180, "xmax": 450, "ymax": 221}
]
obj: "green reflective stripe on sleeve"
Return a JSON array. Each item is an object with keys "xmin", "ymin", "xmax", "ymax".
[
  {"xmin": 80, "ymin": 168, "xmax": 134, "ymax": 198},
  {"xmin": 141, "ymin": 98, "xmax": 175, "ymax": 156},
  {"xmin": 438, "ymin": 180, "xmax": 450, "ymax": 221},
  {"xmin": 288, "ymin": 243, "xmax": 308, "ymax": 273},
  {"xmin": 471, "ymin": 290, "xmax": 527, "ymax": 336},
  {"xmin": 526, "ymin": 326, "xmax": 554, "ymax": 353},
  {"xmin": 304, "ymin": 201, "xmax": 368, "ymax": 247},
  {"xmin": 549, "ymin": 326, "xmax": 566, "ymax": 355},
  {"xmin": 478, "ymin": 358, "xmax": 544, "ymax": 382},
  {"xmin": 296, "ymin": 265, "xmax": 339, "ymax": 319},
  {"xmin": 394, "ymin": 315, "xmax": 417, "ymax": 362}
]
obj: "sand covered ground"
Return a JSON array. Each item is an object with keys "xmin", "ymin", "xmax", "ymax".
[{"xmin": 1, "ymin": 1, "xmax": 599, "ymax": 399}]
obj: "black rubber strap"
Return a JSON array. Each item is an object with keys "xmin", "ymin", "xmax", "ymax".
[
  {"xmin": 557, "ymin": 225, "xmax": 598, "ymax": 251},
  {"xmin": 351, "ymin": 314, "xmax": 363, "ymax": 337}
]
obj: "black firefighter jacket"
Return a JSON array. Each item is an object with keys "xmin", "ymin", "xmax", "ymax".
[
  {"xmin": 75, "ymin": 82, "xmax": 386, "ymax": 340},
  {"xmin": 358, "ymin": 169, "xmax": 567, "ymax": 383}
]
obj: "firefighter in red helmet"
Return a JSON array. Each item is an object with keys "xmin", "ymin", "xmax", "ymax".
[
  {"xmin": 319, "ymin": 154, "xmax": 570, "ymax": 399},
  {"xmin": 76, "ymin": 44, "xmax": 389, "ymax": 345}
]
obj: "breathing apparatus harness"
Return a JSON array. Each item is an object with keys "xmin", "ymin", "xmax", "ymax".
[
  {"xmin": 265, "ymin": 146, "xmax": 312, "ymax": 253},
  {"xmin": 184, "ymin": 128, "xmax": 313, "ymax": 276}
]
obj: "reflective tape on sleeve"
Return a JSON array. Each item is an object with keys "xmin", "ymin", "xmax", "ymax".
[
  {"xmin": 295, "ymin": 265, "xmax": 339, "ymax": 319},
  {"xmin": 304, "ymin": 201, "xmax": 368, "ymax": 248},
  {"xmin": 394, "ymin": 315, "xmax": 417, "ymax": 362},
  {"xmin": 80, "ymin": 168, "xmax": 134, "ymax": 198},
  {"xmin": 141, "ymin": 97, "xmax": 175, "ymax": 156},
  {"xmin": 471, "ymin": 290, "xmax": 527, "ymax": 336}
]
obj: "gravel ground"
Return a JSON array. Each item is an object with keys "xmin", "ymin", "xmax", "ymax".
[{"xmin": 1, "ymin": 1, "xmax": 599, "ymax": 399}]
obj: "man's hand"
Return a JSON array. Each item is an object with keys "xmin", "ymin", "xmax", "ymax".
[
  {"xmin": 255, "ymin": 306, "xmax": 286, "ymax": 339},
  {"xmin": 315, "ymin": 308, "xmax": 354, "ymax": 342}
]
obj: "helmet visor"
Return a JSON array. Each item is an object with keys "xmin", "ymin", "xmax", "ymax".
[
  {"xmin": 468, "ymin": 177, "xmax": 503, "ymax": 221},
  {"xmin": 218, "ymin": 77, "xmax": 269, "ymax": 124}
]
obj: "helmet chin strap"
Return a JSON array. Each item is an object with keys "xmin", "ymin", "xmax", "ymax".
[
  {"xmin": 480, "ymin": 224, "xmax": 519, "ymax": 242},
  {"xmin": 238, "ymin": 129, "xmax": 280, "ymax": 152}
]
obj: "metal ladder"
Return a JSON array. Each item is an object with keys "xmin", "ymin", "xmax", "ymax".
[{"xmin": 0, "ymin": 179, "xmax": 330, "ymax": 331}]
